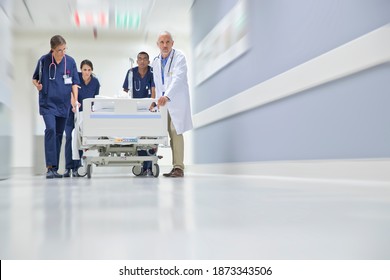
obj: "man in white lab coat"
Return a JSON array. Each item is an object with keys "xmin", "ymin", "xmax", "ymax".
[{"xmin": 153, "ymin": 31, "xmax": 193, "ymax": 177}]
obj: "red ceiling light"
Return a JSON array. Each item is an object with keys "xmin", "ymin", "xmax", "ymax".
[
  {"xmin": 73, "ymin": 10, "xmax": 109, "ymax": 28},
  {"xmin": 85, "ymin": 12, "xmax": 94, "ymax": 25},
  {"xmin": 74, "ymin": 11, "xmax": 80, "ymax": 27},
  {"xmin": 99, "ymin": 12, "xmax": 106, "ymax": 26}
]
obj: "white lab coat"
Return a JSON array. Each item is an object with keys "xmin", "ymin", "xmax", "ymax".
[{"xmin": 152, "ymin": 49, "xmax": 193, "ymax": 134}]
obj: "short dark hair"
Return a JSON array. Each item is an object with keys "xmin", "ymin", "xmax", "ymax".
[{"xmin": 137, "ymin": 51, "xmax": 149, "ymax": 60}]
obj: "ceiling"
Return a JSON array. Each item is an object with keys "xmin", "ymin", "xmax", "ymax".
[{"xmin": 11, "ymin": 0, "xmax": 194, "ymax": 37}]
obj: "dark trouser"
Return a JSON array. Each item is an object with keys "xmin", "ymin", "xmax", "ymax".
[
  {"xmin": 42, "ymin": 114, "xmax": 67, "ymax": 170},
  {"xmin": 138, "ymin": 150, "xmax": 152, "ymax": 170},
  {"xmin": 64, "ymin": 112, "xmax": 82, "ymax": 170}
]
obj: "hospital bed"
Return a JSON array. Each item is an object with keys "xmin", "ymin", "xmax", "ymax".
[{"xmin": 75, "ymin": 97, "xmax": 168, "ymax": 178}]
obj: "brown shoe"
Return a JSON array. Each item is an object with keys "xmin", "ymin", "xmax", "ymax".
[
  {"xmin": 163, "ymin": 168, "xmax": 175, "ymax": 177},
  {"xmin": 169, "ymin": 168, "xmax": 184, "ymax": 178}
]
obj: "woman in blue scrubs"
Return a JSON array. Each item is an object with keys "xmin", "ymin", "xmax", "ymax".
[
  {"xmin": 32, "ymin": 35, "xmax": 80, "ymax": 179},
  {"xmin": 64, "ymin": 59, "xmax": 100, "ymax": 177}
]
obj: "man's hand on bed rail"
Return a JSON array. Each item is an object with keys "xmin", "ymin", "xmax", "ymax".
[{"xmin": 157, "ymin": 96, "xmax": 170, "ymax": 107}]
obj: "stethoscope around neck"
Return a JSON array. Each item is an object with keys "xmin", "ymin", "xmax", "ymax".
[
  {"xmin": 134, "ymin": 80, "xmax": 141, "ymax": 91},
  {"xmin": 48, "ymin": 54, "xmax": 67, "ymax": 80},
  {"xmin": 134, "ymin": 80, "xmax": 151, "ymax": 92},
  {"xmin": 161, "ymin": 49, "xmax": 175, "ymax": 78}
]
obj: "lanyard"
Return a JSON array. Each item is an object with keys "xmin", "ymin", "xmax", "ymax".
[{"xmin": 161, "ymin": 49, "xmax": 175, "ymax": 84}]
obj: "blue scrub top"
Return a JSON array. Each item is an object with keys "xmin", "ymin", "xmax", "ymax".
[
  {"xmin": 76, "ymin": 72, "xmax": 100, "ymax": 112},
  {"xmin": 33, "ymin": 52, "xmax": 80, "ymax": 117},
  {"xmin": 122, "ymin": 66, "xmax": 155, "ymax": 98}
]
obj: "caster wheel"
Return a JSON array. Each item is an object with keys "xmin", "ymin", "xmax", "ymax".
[
  {"xmin": 77, "ymin": 166, "xmax": 87, "ymax": 177},
  {"xmin": 132, "ymin": 165, "xmax": 143, "ymax": 176},
  {"xmin": 152, "ymin": 163, "xmax": 159, "ymax": 177}
]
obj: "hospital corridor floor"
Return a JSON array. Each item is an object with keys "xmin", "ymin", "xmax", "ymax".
[{"xmin": 0, "ymin": 168, "xmax": 389, "ymax": 260}]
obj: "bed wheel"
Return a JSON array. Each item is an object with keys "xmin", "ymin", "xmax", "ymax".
[
  {"xmin": 152, "ymin": 163, "xmax": 159, "ymax": 177},
  {"xmin": 132, "ymin": 165, "xmax": 143, "ymax": 176},
  {"xmin": 87, "ymin": 164, "xmax": 92, "ymax": 179},
  {"xmin": 77, "ymin": 165, "xmax": 87, "ymax": 177}
]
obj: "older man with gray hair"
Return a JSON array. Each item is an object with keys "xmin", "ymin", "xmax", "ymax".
[{"xmin": 152, "ymin": 31, "xmax": 193, "ymax": 177}]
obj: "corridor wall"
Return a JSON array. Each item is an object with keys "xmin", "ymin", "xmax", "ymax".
[
  {"xmin": 0, "ymin": 0, "xmax": 12, "ymax": 179},
  {"xmin": 191, "ymin": 0, "xmax": 390, "ymax": 165}
]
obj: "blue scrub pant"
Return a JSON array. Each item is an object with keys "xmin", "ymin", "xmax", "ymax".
[
  {"xmin": 138, "ymin": 150, "xmax": 152, "ymax": 170},
  {"xmin": 64, "ymin": 112, "xmax": 82, "ymax": 170},
  {"xmin": 42, "ymin": 114, "xmax": 67, "ymax": 170}
]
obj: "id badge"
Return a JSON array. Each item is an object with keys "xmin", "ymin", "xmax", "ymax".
[{"xmin": 64, "ymin": 75, "xmax": 72, "ymax": 84}]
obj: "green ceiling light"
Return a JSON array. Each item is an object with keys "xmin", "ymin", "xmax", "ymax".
[{"xmin": 115, "ymin": 10, "xmax": 141, "ymax": 29}]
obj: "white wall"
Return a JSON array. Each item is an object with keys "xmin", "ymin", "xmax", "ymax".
[
  {"xmin": 0, "ymin": 0, "xmax": 12, "ymax": 178},
  {"xmin": 12, "ymin": 30, "xmax": 194, "ymax": 168}
]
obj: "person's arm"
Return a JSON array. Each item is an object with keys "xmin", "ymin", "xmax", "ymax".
[
  {"xmin": 95, "ymin": 79, "xmax": 101, "ymax": 96},
  {"xmin": 157, "ymin": 95, "xmax": 170, "ymax": 107},
  {"xmin": 162, "ymin": 52, "xmax": 187, "ymax": 101},
  {"xmin": 123, "ymin": 70, "xmax": 130, "ymax": 92},
  {"xmin": 32, "ymin": 59, "xmax": 43, "ymax": 91},
  {"xmin": 70, "ymin": 59, "xmax": 80, "ymax": 111},
  {"xmin": 149, "ymin": 86, "xmax": 157, "ymax": 111},
  {"xmin": 32, "ymin": 79, "xmax": 42, "ymax": 91},
  {"xmin": 150, "ymin": 70, "xmax": 156, "ymax": 99},
  {"xmin": 157, "ymin": 53, "xmax": 187, "ymax": 107},
  {"xmin": 71, "ymin": 85, "xmax": 79, "ymax": 112}
]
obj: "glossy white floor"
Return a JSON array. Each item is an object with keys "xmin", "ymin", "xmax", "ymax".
[{"xmin": 0, "ymin": 167, "xmax": 389, "ymax": 260}]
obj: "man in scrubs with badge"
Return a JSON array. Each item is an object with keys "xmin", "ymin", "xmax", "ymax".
[{"xmin": 32, "ymin": 35, "xmax": 80, "ymax": 179}]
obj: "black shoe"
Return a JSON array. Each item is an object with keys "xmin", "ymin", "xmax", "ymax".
[
  {"xmin": 46, "ymin": 168, "xmax": 63, "ymax": 179},
  {"xmin": 52, "ymin": 169, "xmax": 63, "ymax": 178},
  {"xmin": 63, "ymin": 169, "xmax": 71, "ymax": 178},
  {"xmin": 46, "ymin": 169, "xmax": 54, "ymax": 179},
  {"xmin": 72, "ymin": 169, "xmax": 81, "ymax": 177}
]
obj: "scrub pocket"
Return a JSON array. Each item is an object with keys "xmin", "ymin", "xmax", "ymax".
[{"xmin": 38, "ymin": 91, "xmax": 48, "ymax": 106}]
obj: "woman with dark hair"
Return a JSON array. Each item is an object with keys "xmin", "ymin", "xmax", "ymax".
[
  {"xmin": 64, "ymin": 59, "xmax": 100, "ymax": 177},
  {"xmin": 32, "ymin": 35, "xmax": 80, "ymax": 179}
]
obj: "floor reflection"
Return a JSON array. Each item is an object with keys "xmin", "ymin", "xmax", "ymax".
[{"xmin": 0, "ymin": 169, "xmax": 389, "ymax": 259}]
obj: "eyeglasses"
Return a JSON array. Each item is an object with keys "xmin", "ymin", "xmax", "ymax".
[{"xmin": 54, "ymin": 47, "xmax": 67, "ymax": 53}]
